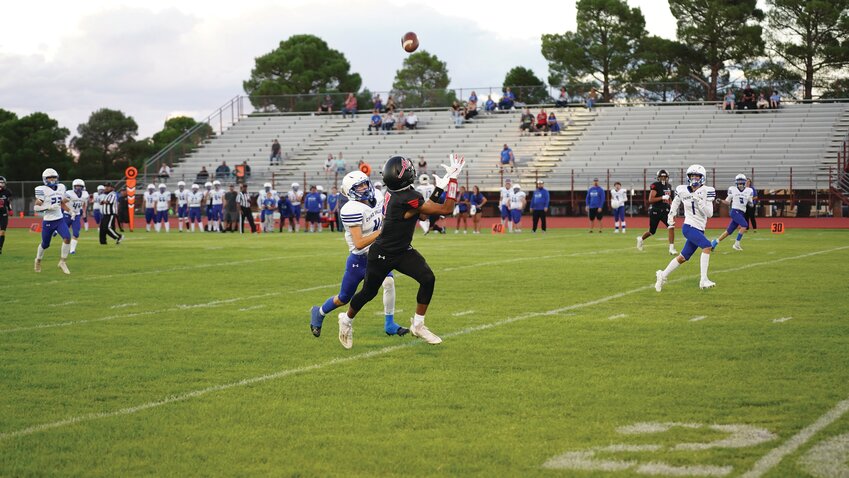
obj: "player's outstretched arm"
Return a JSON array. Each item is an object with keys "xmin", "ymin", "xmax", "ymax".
[
  {"xmin": 409, "ymin": 154, "xmax": 465, "ymax": 217},
  {"xmin": 348, "ymin": 225, "xmax": 380, "ymax": 250},
  {"xmin": 667, "ymin": 194, "xmax": 682, "ymax": 226}
]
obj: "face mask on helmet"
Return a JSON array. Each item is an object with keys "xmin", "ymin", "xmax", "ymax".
[{"xmin": 688, "ymin": 173, "xmax": 705, "ymax": 188}]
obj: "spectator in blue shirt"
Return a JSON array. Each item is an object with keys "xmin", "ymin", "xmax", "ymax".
[
  {"xmin": 368, "ymin": 109, "xmax": 382, "ymax": 134},
  {"xmin": 455, "ymin": 186, "xmax": 471, "ymax": 234},
  {"xmin": 327, "ymin": 186, "xmax": 341, "ymax": 232},
  {"xmin": 586, "ymin": 178, "xmax": 606, "ymax": 233},
  {"xmin": 304, "ymin": 185, "xmax": 323, "ymax": 233},
  {"xmin": 484, "ymin": 95, "xmax": 496, "ymax": 114},
  {"xmin": 499, "ymin": 87, "xmax": 516, "ymax": 110},
  {"xmin": 470, "ymin": 185, "xmax": 487, "ymax": 234},
  {"xmin": 530, "ymin": 180, "xmax": 550, "ymax": 233},
  {"xmin": 499, "ymin": 144, "xmax": 515, "ymax": 173}
]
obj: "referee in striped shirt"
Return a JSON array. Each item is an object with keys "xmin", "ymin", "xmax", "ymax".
[
  {"xmin": 238, "ymin": 184, "xmax": 257, "ymax": 233},
  {"xmin": 99, "ymin": 183, "xmax": 123, "ymax": 245}
]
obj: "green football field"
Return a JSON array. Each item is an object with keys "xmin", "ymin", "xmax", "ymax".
[{"xmin": 1, "ymin": 227, "xmax": 848, "ymax": 477}]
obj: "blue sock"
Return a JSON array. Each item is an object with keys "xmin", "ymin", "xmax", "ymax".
[
  {"xmin": 384, "ymin": 314, "xmax": 400, "ymax": 334},
  {"xmin": 736, "ymin": 232, "xmax": 743, "ymax": 241},
  {"xmin": 320, "ymin": 297, "xmax": 337, "ymax": 317}
]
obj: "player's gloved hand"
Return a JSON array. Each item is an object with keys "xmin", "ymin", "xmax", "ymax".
[
  {"xmin": 667, "ymin": 215, "xmax": 675, "ymax": 227},
  {"xmin": 432, "ymin": 172, "xmax": 449, "ymax": 190},
  {"xmin": 440, "ymin": 154, "xmax": 465, "ymax": 180},
  {"xmin": 662, "ymin": 194, "xmax": 670, "ymax": 201}
]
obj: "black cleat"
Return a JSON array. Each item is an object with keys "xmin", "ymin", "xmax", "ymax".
[
  {"xmin": 311, "ymin": 325, "xmax": 322, "ymax": 337},
  {"xmin": 387, "ymin": 326, "xmax": 410, "ymax": 337}
]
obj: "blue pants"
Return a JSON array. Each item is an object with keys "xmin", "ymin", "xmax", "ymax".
[
  {"xmin": 42, "ymin": 218, "xmax": 70, "ymax": 249},
  {"xmin": 206, "ymin": 205, "xmax": 213, "ymax": 220},
  {"xmin": 290, "ymin": 205, "xmax": 301, "ymax": 220},
  {"xmin": 511, "ymin": 209, "xmax": 522, "ymax": 224},
  {"xmin": 212, "ymin": 205, "xmax": 223, "ymax": 221},
  {"xmin": 177, "ymin": 205, "xmax": 188, "ymax": 218},
  {"xmin": 614, "ymin": 206, "xmax": 625, "ymax": 222},
  {"xmin": 145, "ymin": 208, "xmax": 155, "ymax": 224},
  {"xmin": 726, "ymin": 209, "xmax": 749, "ymax": 234},
  {"xmin": 500, "ymin": 205, "xmax": 509, "ymax": 219},
  {"xmin": 156, "ymin": 210, "xmax": 169, "ymax": 223},
  {"xmin": 188, "ymin": 207, "xmax": 202, "ymax": 223},
  {"xmin": 681, "ymin": 224, "xmax": 712, "ymax": 260},
  {"xmin": 64, "ymin": 214, "xmax": 81, "ymax": 238},
  {"xmin": 338, "ymin": 253, "xmax": 392, "ymax": 303},
  {"xmin": 93, "ymin": 210, "xmax": 102, "ymax": 225}
]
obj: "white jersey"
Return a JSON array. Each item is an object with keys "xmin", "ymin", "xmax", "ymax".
[
  {"xmin": 610, "ymin": 188, "xmax": 628, "ymax": 208},
  {"xmin": 188, "ymin": 191, "xmax": 204, "ymax": 207},
  {"xmin": 288, "ymin": 190, "xmax": 303, "ymax": 205},
  {"xmin": 211, "ymin": 188, "xmax": 224, "ymax": 206},
  {"xmin": 91, "ymin": 193, "xmax": 102, "ymax": 211},
  {"xmin": 669, "ymin": 184, "xmax": 716, "ymax": 230},
  {"xmin": 727, "ymin": 186, "xmax": 753, "ymax": 212},
  {"xmin": 156, "ymin": 190, "xmax": 172, "ymax": 211},
  {"xmin": 341, "ymin": 200, "xmax": 383, "ymax": 255},
  {"xmin": 416, "ymin": 184, "xmax": 434, "ymax": 200},
  {"xmin": 143, "ymin": 191, "xmax": 157, "ymax": 209},
  {"xmin": 500, "ymin": 187, "xmax": 513, "ymax": 207},
  {"xmin": 65, "ymin": 189, "xmax": 89, "ymax": 216},
  {"xmin": 374, "ymin": 189, "xmax": 386, "ymax": 208},
  {"xmin": 509, "ymin": 190, "xmax": 526, "ymax": 210},
  {"xmin": 175, "ymin": 188, "xmax": 190, "ymax": 207},
  {"xmin": 259, "ymin": 189, "xmax": 277, "ymax": 201},
  {"xmin": 35, "ymin": 184, "xmax": 67, "ymax": 221}
]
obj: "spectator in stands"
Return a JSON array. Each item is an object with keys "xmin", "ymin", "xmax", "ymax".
[
  {"xmin": 757, "ymin": 92, "xmax": 769, "ymax": 110},
  {"xmin": 382, "ymin": 111, "xmax": 396, "ymax": 132},
  {"xmin": 499, "ymin": 144, "xmax": 515, "ymax": 173},
  {"xmin": 270, "ymin": 139, "xmax": 282, "ymax": 165},
  {"xmin": 555, "ymin": 87, "xmax": 569, "ymax": 107},
  {"xmin": 519, "ymin": 108, "xmax": 536, "ymax": 135},
  {"xmin": 535, "ymin": 109, "xmax": 549, "ymax": 135},
  {"xmin": 367, "ymin": 109, "xmax": 382, "ymax": 134},
  {"xmin": 324, "ymin": 154, "xmax": 334, "ymax": 177},
  {"xmin": 548, "ymin": 111, "xmax": 561, "ymax": 134},
  {"xmin": 587, "ymin": 178, "xmax": 605, "ymax": 233},
  {"xmin": 241, "ymin": 160, "xmax": 251, "ymax": 178},
  {"xmin": 335, "ymin": 154, "xmax": 346, "ymax": 176},
  {"xmin": 469, "ymin": 91, "xmax": 478, "ymax": 104},
  {"xmin": 215, "ymin": 161, "xmax": 230, "ymax": 179},
  {"xmin": 769, "ymin": 90, "xmax": 781, "ymax": 109},
  {"xmin": 740, "ymin": 84, "xmax": 756, "ymax": 110},
  {"xmin": 158, "ymin": 163, "xmax": 172, "ymax": 181},
  {"xmin": 464, "ymin": 100, "xmax": 478, "ymax": 121},
  {"xmin": 235, "ymin": 163, "xmax": 246, "ymax": 185},
  {"xmin": 405, "ymin": 111, "xmax": 419, "ymax": 129},
  {"xmin": 499, "ymin": 88, "xmax": 516, "ymax": 110},
  {"xmin": 395, "ymin": 110, "xmax": 406, "ymax": 130},
  {"xmin": 385, "ymin": 95, "xmax": 397, "ymax": 113},
  {"xmin": 586, "ymin": 87, "xmax": 598, "ymax": 111},
  {"xmin": 372, "ymin": 93, "xmax": 383, "ymax": 112},
  {"xmin": 723, "ymin": 89, "xmax": 736, "ymax": 111},
  {"xmin": 318, "ymin": 95, "xmax": 334, "ymax": 114},
  {"xmin": 451, "ymin": 100, "xmax": 464, "ymax": 127},
  {"xmin": 196, "ymin": 166, "xmax": 209, "ymax": 183},
  {"xmin": 418, "ymin": 156, "xmax": 428, "ymax": 176},
  {"xmin": 342, "ymin": 92, "xmax": 357, "ymax": 118},
  {"xmin": 484, "ymin": 95, "xmax": 496, "ymax": 113},
  {"xmin": 358, "ymin": 160, "xmax": 372, "ymax": 177}
]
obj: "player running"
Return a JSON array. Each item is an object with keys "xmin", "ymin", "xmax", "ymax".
[
  {"xmin": 310, "ymin": 171, "xmax": 407, "ymax": 338},
  {"xmin": 33, "ymin": 168, "xmax": 73, "ymax": 274},
  {"xmin": 712, "ymin": 174, "xmax": 753, "ymax": 251},
  {"xmin": 143, "ymin": 183, "xmax": 157, "ymax": 232},
  {"xmin": 0, "ymin": 176, "xmax": 12, "ymax": 255},
  {"xmin": 638, "ymin": 169, "xmax": 678, "ymax": 255},
  {"xmin": 64, "ymin": 179, "xmax": 89, "ymax": 254},
  {"xmin": 610, "ymin": 182, "xmax": 628, "ymax": 233},
  {"xmin": 174, "ymin": 181, "xmax": 190, "ymax": 232},
  {"xmin": 336, "ymin": 154, "xmax": 465, "ymax": 349},
  {"xmin": 655, "ymin": 164, "xmax": 717, "ymax": 292}
]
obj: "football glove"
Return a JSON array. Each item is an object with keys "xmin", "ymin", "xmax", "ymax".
[
  {"xmin": 667, "ymin": 214, "xmax": 675, "ymax": 228},
  {"xmin": 439, "ymin": 154, "xmax": 465, "ymax": 180},
  {"xmin": 433, "ymin": 172, "xmax": 450, "ymax": 191}
]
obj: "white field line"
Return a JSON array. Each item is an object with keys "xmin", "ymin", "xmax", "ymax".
[
  {"xmin": 689, "ymin": 316, "xmax": 707, "ymax": 322},
  {"xmin": 47, "ymin": 301, "xmax": 77, "ymax": 307},
  {"xmin": 441, "ymin": 243, "xmax": 656, "ymax": 272},
  {"xmin": 607, "ymin": 314, "xmax": 627, "ymax": 320},
  {"xmin": 452, "ymin": 310, "xmax": 476, "ymax": 317},
  {"xmin": 2, "ymin": 246, "xmax": 845, "ymax": 441},
  {"xmin": 772, "ymin": 317, "xmax": 793, "ymax": 323},
  {"xmin": 238, "ymin": 305, "xmax": 266, "ymax": 312},
  {"xmin": 110, "ymin": 303, "xmax": 137, "ymax": 309},
  {"xmin": 740, "ymin": 398, "xmax": 849, "ymax": 478}
]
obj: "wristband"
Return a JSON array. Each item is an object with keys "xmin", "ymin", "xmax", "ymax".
[
  {"xmin": 445, "ymin": 178, "xmax": 458, "ymax": 201},
  {"xmin": 429, "ymin": 187, "xmax": 444, "ymax": 203}
]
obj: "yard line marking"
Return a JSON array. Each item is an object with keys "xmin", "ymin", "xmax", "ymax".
[
  {"xmin": 772, "ymin": 317, "xmax": 793, "ymax": 323},
  {"xmin": 452, "ymin": 310, "xmax": 476, "ymax": 317},
  {"xmin": 4, "ymin": 246, "xmax": 845, "ymax": 441},
  {"xmin": 238, "ymin": 305, "xmax": 266, "ymax": 312},
  {"xmin": 689, "ymin": 316, "xmax": 707, "ymax": 322},
  {"xmin": 0, "ymin": 311, "xmax": 158, "ymax": 334},
  {"xmin": 441, "ymin": 244, "xmax": 655, "ymax": 272},
  {"xmin": 740, "ymin": 397, "xmax": 849, "ymax": 478},
  {"xmin": 47, "ymin": 300, "xmax": 77, "ymax": 307},
  {"xmin": 607, "ymin": 314, "xmax": 627, "ymax": 320},
  {"xmin": 110, "ymin": 303, "xmax": 137, "ymax": 309}
]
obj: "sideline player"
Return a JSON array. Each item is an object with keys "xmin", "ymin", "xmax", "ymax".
[
  {"xmin": 337, "ymin": 154, "xmax": 465, "ymax": 349},
  {"xmin": 499, "ymin": 178, "xmax": 513, "ymax": 229},
  {"xmin": 89, "ymin": 185, "xmax": 104, "ymax": 231},
  {"xmin": 638, "ymin": 170, "xmax": 677, "ymax": 254},
  {"xmin": 33, "ymin": 168, "xmax": 72, "ymax": 274},
  {"xmin": 610, "ymin": 182, "xmax": 628, "ymax": 233},
  {"xmin": 508, "ymin": 183, "xmax": 526, "ymax": 233},
  {"xmin": 143, "ymin": 183, "xmax": 157, "ymax": 232},
  {"xmin": 309, "ymin": 171, "xmax": 407, "ymax": 338},
  {"xmin": 203, "ymin": 181, "xmax": 214, "ymax": 231},
  {"xmin": 155, "ymin": 183, "xmax": 172, "ymax": 232},
  {"xmin": 0, "ymin": 176, "xmax": 12, "ymax": 255},
  {"xmin": 712, "ymin": 174, "xmax": 752, "ymax": 251},
  {"xmin": 210, "ymin": 180, "xmax": 224, "ymax": 232},
  {"xmin": 187, "ymin": 183, "xmax": 203, "ymax": 232},
  {"xmin": 65, "ymin": 179, "xmax": 89, "ymax": 254},
  {"xmin": 655, "ymin": 164, "xmax": 716, "ymax": 292},
  {"xmin": 287, "ymin": 182, "xmax": 303, "ymax": 232},
  {"xmin": 174, "ymin": 181, "xmax": 190, "ymax": 232}
]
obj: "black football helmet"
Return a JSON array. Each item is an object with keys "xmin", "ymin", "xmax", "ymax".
[
  {"xmin": 382, "ymin": 155, "xmax": 417, "ymax": 191},
  {"xmin": 656, "ymin": 169, "xmax": 669, "ymax": 183},
  {"xmin": 0, "ymin": 176, "xmax": 5, "ymax": 188}
]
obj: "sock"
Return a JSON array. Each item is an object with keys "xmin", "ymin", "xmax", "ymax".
[
  {"xmin": 155, "ymin": 222, "xmax": 161, "ymax": 232},
  {"xmin": 700, "ymin": 253, "xmax": 710, "ymax": 281},
  {"xmin": 622, "ymin": 222, "xmax": 626, "ymax": 232},
  {"xmin": 36, "ymin": 244, "xmax": 45, "ymax": 260},
  {"xmin": 0, "ymin": 235, "xmax": 5, "ymax": 252},
  {"xmin": 508, "ymin": 221, "xmax": 513, "ymax": 232},
  {"xmin": 190, "ymin": 223, "xmax": 195, "ymax": 232},
  {"xmin": 340, "ymin": 312, "xmax": 352, "ymax": 323},
  {"xmin": 165, "ymin": 222, "xmax": 170, "ymax": 232},
  {"xmin": 736, "ymin": 232, "xmax": 743, "ymax": 241},
  {"xmin": 319, "ymin": 297, "xmax": 336, "ymax": 317},
  {"xmin": 70, "ymin": 238, "xmax": 78, "ymax": 253},
  {"xmin": 179, "ymin": 221, "xmax": 183, "ymax": 231},
  {"xmin": 382, "ymin": 277, "xmax": 395, "ymax": 318},
  {"xmin": 60, "ymin": 243, "xmax": 70, "ymax": 260},
  {"xmin": 669, "ymin": 243, "xmax": 676, "ymax": 251},
  {"xmin": 84, "ymin": 223, "xmax": 89, "ymax": 231},
  {"xmin": 662, "ymin": 258, "xmax": 680, "ymax": 278},
  {"xmin": 413, "ymin": 313, "xmax": 425, "ymax": 327},
  {"xmin": 146, "ymin": 224, "xmax": 151, "ymax": 232}
]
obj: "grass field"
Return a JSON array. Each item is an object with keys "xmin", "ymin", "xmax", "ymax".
[{"xmin": 0, "ymin": 226, "xmax": 848, "ymax": 477}]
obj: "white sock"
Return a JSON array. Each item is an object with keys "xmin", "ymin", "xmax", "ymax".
[
  {"xmin": 734, "ymin": 240, "xmax": 741, "ymax": 246},
  {"xmin": 36, "ymin": 244, "xmax": 45, "ymax": 260},
  {"xmin": 146, "ymin": 224, "xmax": 151, "ymax": 231},
  {"xmin": 413, "ymin": 314, "xmax": 425, "ymax": 327},
  {"xmin": 190, "ymin": 223, "xmax": 195, "ymax": 232},
  {"xmin": 700, "ymin": 253, "xmax": 710, "ymax": 281},
  {"xmin": 662, "ymin": 258, "xmax": 680, "ymax": 278},
  {"xmin": 60, "ymin": 243, "xmax": 70, "ymax": 260},
  {"xmin": 179, "ymin": 221, "xmax": 183, "ymax": 231},
  {"xmin": 155, "ymin": 222, "xmax": 161, "ymax": 232},
  {"xmin": 340, "ymin": 312, "xmax": 352, "ymax": 323},
  {"xmin": 669, "ymin": 243, "xmax": 676, "ymax": 251},
  {"xmin": 508, "ymin": 221, "xmax": 513, "ymax": 232},
  {"xmin": 84, "ymin": 223, "xmax": 89, "ymax": 231},
  {"xmin": 622, "ymin": 222, "xmax": 626, "ymax": 232},
  {"xmin": 382, "ymin": 277, "xmax": 395, "ymax": 316},
  {"xmin": 70, "ymin": 238, "xmax": 78, "ymax": 253},
  {"xmin": 165, "ymin": 222, "xmax": 170, "ymax": 232}
]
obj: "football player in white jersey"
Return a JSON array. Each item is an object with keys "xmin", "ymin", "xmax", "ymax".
[
  {"xmin": 64, "ymin": 179, "xmax": 89, "ymax": 254},
  {"xmin": 309, "ymin": 171, "xmax": 407, "ymax": 338},
  {"xmin": 712, "ymin": 174, "xmax": 753, "ymax": 251},
  {"xmin": 508, "ymin": 183, "xmax": 526, "ymax": 233},
  {"xmin": 210, "ymin": 180, "xmax": 224, "ymax": 232},
  {"xmin": 155, "ymin": 183, "xmax": 172, "ymax": 232},
  {"xmin": 203, "ymin": 182, "xmax": 214, "ymax": 231},
  {"xmin": 33, "ymin": 168, "xmax": 72, "ymax": 274},
  {"xmin": 415, "ymin": 175, "xmax": 434, "ymax": 233},
  {"xmin": 89, "ymin": 184, "xmax": 105, "ymax": 231},
  {"xmin": 610, "ymin": 182, "xmax": 629, "ymax": 233},
  {"xmin": 143, "ymin": 184, "xmax": 157, "ymax": 232},
  {"xmin": 655, "ymin": 164, "xmax": 717, "ymax": 291},
  {"xmin": 187, "ymin": 184, "xmax": 204, "ymax": 232},
  {"xmin": 174, "ymin": 181, "xmax": 190, "ymax": 232},
  {"xmin": 499, "ymin": 178, "xmax": 513, "ymax": 228},
  {"xmin": 287, "ymin": 182, "xmax": 304, "ymax": 232}
]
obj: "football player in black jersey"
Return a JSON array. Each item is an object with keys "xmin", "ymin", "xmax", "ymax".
[
  {"xmin": 336, "ymin": 154, "xmax": 465, "ymax": 349},
  {"xmin": 0, "ymin": 176, "xmax": 11, "ymax": 255},
  {"xmin": 637, "ymin": 169, "xmax": 678, "ymax": 255}
]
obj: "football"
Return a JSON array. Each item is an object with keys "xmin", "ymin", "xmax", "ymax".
[{"xmin": 401, "ymin": 32, "xmax": 419, "ymax": 53}]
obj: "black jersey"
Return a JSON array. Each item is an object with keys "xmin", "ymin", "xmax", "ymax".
[
  {"xmin": 373, "ymin": 186, "xmax": 425, "ymax": 255},
  {"xmin": 0, "ymin": 189, "xmax": 11, "ymax": 215},
  {"xmin": 649, "ymin": 181, "xmax": 673, "ymax": 211}
]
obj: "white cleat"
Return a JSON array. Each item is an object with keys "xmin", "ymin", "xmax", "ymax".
[
  {"xmin": 636, "ymin": 236, "xmax": 644, "ymax": 251},
  {"xmin": 699, "ymin": 279, "xmax": 716, "ymax": 289},
  {"xmin": 669, "ymin": 247, "xmax": 678, "ymax": 256},
  {"xmin": 338, "ymin": 313, "xmax": 353, "ymax": 349},
  {"xmin": 58, "ymin": 261, "xmax": 70, "ymax": 275},
  {"xmin": 34, "ymin": 259, "xmax": 42, "ymax": 273},
  {"xmin": 410, "ymin": 320, "xmax": 442, "ymax": 344},
  {"xmin": 655, "ymin": 270, "xmax": 666, "ymax": 292},
  {"xmin": 732, "ymin": 242, "xmax": 743, "ymax": 251}
]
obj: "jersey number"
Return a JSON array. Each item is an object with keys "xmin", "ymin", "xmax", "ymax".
[
  {"xmin": 739, "ymin": 197, "xmax": 745, "ymax": 204},
  {"xmin": 691, "ymin": 201, "xmax": 696, "ymax": 214},
  {"xmin": 373, "ymin": 218, "xmax": 382, "ymax": 231}
]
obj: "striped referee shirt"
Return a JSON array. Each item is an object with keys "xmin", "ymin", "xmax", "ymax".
[
  {"xmin": 237, "ymin": 192, "xmax": 251, "ymax": 208},
  {"xmin": 101, "ymin": 191, "xmax": 117, "ymax": 215}
]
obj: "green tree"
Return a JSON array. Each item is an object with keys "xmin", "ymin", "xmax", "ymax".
[
  {"xmin": 820, "ymin": 77, "xmax": 849, "ymax": 98},
  {"xmin": 0, "ymin": 110, "xmax": 72, "ymax": 181},
  {"xmin": 542, "ymin": 0, "xmax": 646, "ymax": 102},
  {"xmin": 669, "ymin": 0, "xmax": 765, "ymax": 100},
  {"xmin": 150, "ymin": 116, "xmax": 215, "ymax": 167},
  {"xmin": 392, "ymin": 51, "xmax": 455, "ymax": 108},
  {"xmin": 765, "ymin": 0, "xmax": 849, "ymax": 99},
  {"xmin": 629, "ymin": 36, "xmax": 705, "ymax": 101},
  {"xmin": 503, "ymin": 67, "xmax": 549, "ymax": 104},
  {"xmin": 243, "ymin": 34, "xmax": 362, "ymax": 112},
  {"xmin": 71, "ymin": 109, "xmax": 139, "ymax": 179}
]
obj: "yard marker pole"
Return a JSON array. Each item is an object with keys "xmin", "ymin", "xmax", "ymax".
[{"xmin": 125, "ymin": 167, "xmax": 137, "ymax": 232}]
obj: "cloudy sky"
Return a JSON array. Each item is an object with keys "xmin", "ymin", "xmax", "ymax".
[{"xmin": 0, "ymin": 0, "xmax": 680, "ymax": 138}]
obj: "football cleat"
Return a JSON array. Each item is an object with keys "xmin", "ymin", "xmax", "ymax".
[
  {"xmin": 310, "ymin": 306, "xmax": 324, "ymax": 337},
  {"xmin": 310, "ymin": 325, "xmax": 322, "ymax": 337},
  {"xmin": 636, "ymin": 236, "xmax": 643, "ymax": 251},
  {"xmin": 34, "ymin": 259, "xmax": 42, "ymax": 273},
  {"xmin": 655, "ymin": 270, "xmax": 665, "ymax": 292},
  {"xmin": 410, "ymin": 320, "xmax": 442, "ymax": 344},
  {"xmin": 116, "ymin": 234, "xmax": 124, "ymax": 245},
  {"xmin": 385, "ymin": 322, "xmax": 410, "ymax": 336},
  {"xmin": 58, "ymin": 261, "xmax": 70, "ymax": 275},
  {"xmin": 732, "ymin": 242, "xmax": 743, "ymax": 251},
  {"xmin": 338, "ymin": 313, "xmax": 353, "ymax": 349},
  {"xmin": 699, "ymin": 279, "xmax": 716, "ymax": 289},
  {"xmin": 669, "ymin": 247, "xmax": 678, "ymax": 256}
]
